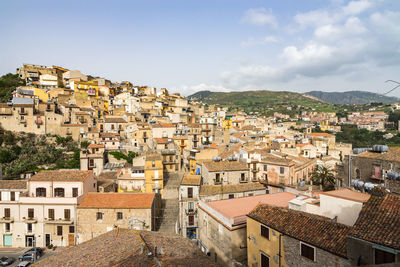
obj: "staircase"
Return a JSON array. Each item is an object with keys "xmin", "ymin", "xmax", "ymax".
[{"xmin": 157, "ymin": 172, "xmax": 182, "ymax": 233}]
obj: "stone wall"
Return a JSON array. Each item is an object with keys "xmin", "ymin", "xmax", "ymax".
[{"xmin": 283, "ymin": 235, "xmax": 350, "ymax": 267}]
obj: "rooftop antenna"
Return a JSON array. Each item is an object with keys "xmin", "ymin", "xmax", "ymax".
[{"xmin": 383, "ymin": 80, "xmax": 400, "ymax": 95}]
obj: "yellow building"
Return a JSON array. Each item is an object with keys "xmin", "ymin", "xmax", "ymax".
[
  {"xmin": 71, "ymin": 81, "xmax": 99, "ymax": 100},
  {"xmin": 247, "ymin": 211, "xmax": 287, "ymax": 267},
  {"xmin": 144, "ymin": 153, "xmax": 164, "ymax": 195},
  {"xmin": 33, "ymin": 87, "xmax": 50, "ymax": 102},
  {"xmin": 222, "ymin": 118, "xmax": 232, "ymax": 129}
]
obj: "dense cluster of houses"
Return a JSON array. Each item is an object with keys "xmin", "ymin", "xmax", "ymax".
[{"xmin": 0, "ymin": 63, "xmax": 399, "ymax": 266}]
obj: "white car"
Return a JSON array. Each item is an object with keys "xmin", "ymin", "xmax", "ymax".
[{"xmin": 16, "ymin": 261, "xmax": 31, "ymax": 267}]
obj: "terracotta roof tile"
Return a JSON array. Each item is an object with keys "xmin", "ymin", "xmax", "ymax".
[
  {"xmin": 0, "ymin": 180, "xmax": 27, "ymax": 189},
  {"xmin": 79, "ymin": 193, "xmax": 155, "ymax": 209},
  {"xmin": 199, "ymin": 182, "xmax": 266, "ymax": 196},
  {"xmin": 248, "ymin": 204, "xmax": 351, "ymax": 258},
  {"xmin": 349, "ymin": 192, "xmax": 400, "ymax": 250},
  {"xmin": 181, "ymin": 174, "xmax": 201, "ymax": 186},
  {"xmin": 29, "ymin": 170, "xmax": 93, "ymax": 182},
  {"xmin": 203, "ymin": 161, "xmax": 248, "ymax": 172}
]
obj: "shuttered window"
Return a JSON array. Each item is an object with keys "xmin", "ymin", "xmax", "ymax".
[{"xmin": 301, "ymin": 243, "xmax": 315, "ymax": 261}]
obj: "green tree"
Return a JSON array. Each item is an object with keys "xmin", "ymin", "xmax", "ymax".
[
  {"xmin": 311, "ymin": 165, "xmax": 336, "ymax": 191},
  {"xmin": 0, "ymin": 73, "xmax": 25, "ymax": 102}
]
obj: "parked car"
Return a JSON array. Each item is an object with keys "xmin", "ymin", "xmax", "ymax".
[
  {"xmin": 0, "ymin": 256, "xmax": 15, "ymax": 266},
  {"xmin": 16, "ymin": 261, "xmax": 31, "ymax": 267},
  {"xmin": 18, "ymin": 252, "xmax": 36, "ymax": 263},
  {"xmin": 24, "ymin": 247, "xmax": 43, "ymax": 257}
]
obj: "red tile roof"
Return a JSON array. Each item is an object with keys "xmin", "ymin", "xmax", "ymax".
[
  {"xmin": 88, "ymin": 144, "xmax": 105, "ymax": 148},
  {"xmin": 79, "ymin": 193, "xmax": 155, "ymax": 209},
  {"xmin": 349, "ymin": 192, "xmax": 400, "ymax": 250},
  {"xmin": 248, "ymin": 204, "xmax": 351, "ymax": 258},
  {"xmin": 29, "ymin": 170, "xmax": 93, "ymax": 182},
  {"xmin": 319, "ymin": 188, "xmax": 370, "ymax": 203}
]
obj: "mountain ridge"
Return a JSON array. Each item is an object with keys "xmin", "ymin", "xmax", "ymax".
[{"xmin": 306, "ymin": 90, "xmax": 399, "ymax": 105}]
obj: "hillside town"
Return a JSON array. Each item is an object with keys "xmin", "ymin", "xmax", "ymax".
[{"xmin": 0, "ymin": 63, "xmax": 399, "ymax": 267}]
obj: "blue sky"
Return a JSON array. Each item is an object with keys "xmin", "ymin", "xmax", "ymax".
[{"xmin": 1, "ymin": 0, "xmax": 400, "ymax": 96}]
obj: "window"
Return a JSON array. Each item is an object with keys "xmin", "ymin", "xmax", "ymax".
[
  {"xmin": 264, "ymin": 165, "xmax": 268, "ymax": 171},
  {"xmin": 152, "ymin": 161, "xmax": 155, "ymax": 167},
  {"xmin": 356, "ymin": 169, "xmax": 360, "ymax": 179},
  {"xmin": 187, "ymin": 187, "xmax": 193, "ymax": 198},
  {"xmin": 54, "ymin": 188, "xmax": 65, "ymax": 197},
  {"xmin": 261, "ymin": 225, "xmax": 270, "ymax": 239},
  {"xmin": 10, "ymin": 192, "xmax": 15, "ymax": 201},
  {"xmin": 215, "ymin": 173, "xmax": 221, "ymax": 184},
  {"xmin": 300, "ymin": 242, "xmax": 315, "ymax": 261},
  {"xmin": 57, "ymin": 226, "xmax": 63, "ymax": 236},
  {"xmin": 240, "ymin": 173, "xmax": 246, "ymax": 182},
  {"xmin": 280, "ymin": 167, "xmax": 285, "ymax": 174},
  {"xmin": 4, "ymin": 208, "xmax": 10, "ymax": 218},
  {"xmin": 28, "ymin": 209, "xmax": 34, "ymax": 219},
  {"xmin": 69, "ymin": 226, "xmax": 75, "ymax": 233},
  {"xmin": 5, "ymin": 223, "xmax": 10, "ymax": 232},
  {"xmin": 89, "ymin": 159, "xmax": 94, "ymax": 167},
  {"xmin": 96, "ymin": 212, "xmax": 103, "ymax": 220},
  {"xmin": 228, "ymin": 194, "xmax": 234, "ymax": 199},
  {"xmin": 117, "ymin": 212, "xmax": 123, "ymax": 220},
  {"xmin": 27, "ymin": 223, "xmax": 32, "ymax": 233},
  {"xmin": 36, "ymin": 187, "xmax": 46, "ymax": 197},
  {"xmin": 72, "ymin": 188, "xmax": 78, "ymax": 197},
  {"xmin": 188, "ymin": 202, "xmax": 194, "ymax": 211},
  {"xmin": 375, "ymin": 248, "xmax": 395, "ymax": 264},
  {"xmin": 64, "ymin": 209, "xmax": 70, "ymax": 220},
  {"xmin": 48, "ymin": 209, "xmax": 54, "ymax": 220},
  {"xmin": 261, "ymin": 252, "xmax": 270, "ymax": 267}
]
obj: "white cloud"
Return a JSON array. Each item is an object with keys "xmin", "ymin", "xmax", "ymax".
[
  {"xmin": 240, "ymin": 36, "xmax": 278, "ymax": 47},
  {"xmin": 241, "ymin": 8, "xmax": 278, "ymax": 27},
  {"xmin": 220, "ymin": 1, "xmax": 398, "ymax": 91},
  {"xmin": 343, "ymin": 0, "xmax": 373, "ymax": 15}
]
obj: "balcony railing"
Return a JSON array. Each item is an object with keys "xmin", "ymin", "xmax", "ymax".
[
  {"xmin": 251, "ymin": 168, "xmax": 260, "ymax": 172},
  {"xmin": 185, "ymin": 209, "xmax": 197, "ymax": 216},
  {"xmin": 22, "ymin": 217, "xmax": 37, "ymax": 223},
  {"xmin": 18, "ymin": 110, "xmax": 27, "ymax": 115},
  {"xmin": 0, "ymin": 217, "xmax": 14, "ymax": 223},
  {"xmin": 45, "ymin": 218, "xmax": 74, "ymax": 225}
]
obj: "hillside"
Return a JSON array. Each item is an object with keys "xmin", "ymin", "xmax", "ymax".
[
  {"xmin": 188, "ymin": 90, "xmax": 334, "ymax": 116},
  {"xmin": 306, "ymin": 91, "xmax": 399, "ymax": 105},
  {"xmin": 0, "ymin": 73, "xmax": 25, "ymax": 102}
]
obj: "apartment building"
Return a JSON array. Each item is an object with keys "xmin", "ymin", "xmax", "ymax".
[
  {"xmin": 0, "ymin": 170, "xmax": 97, "ymax": 248},
  {"xmin": 200, "ymin": 160, "xmax": 250, "ymax": 186}
]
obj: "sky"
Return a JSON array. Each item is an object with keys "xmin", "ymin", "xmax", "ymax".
[{"xmin": 1, "ymin": 0, "xmax": 400, "ymax": 96}]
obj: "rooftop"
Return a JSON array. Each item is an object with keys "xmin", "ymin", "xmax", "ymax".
[
  {"xmin": 349, "ymin": 191, "xmax": 400, "ymax": 250},
  {"xmin": 78, "ymin": 193, "xmax": 155, "ymax": 209},
  {"xmin": 199, "ymin": 182, "xmax": 266, "ymax": 196},
  {"xmin": 319, "ymin": 188, "xmax": 370, "ymax": 203},
  {"xmin": 34, "ymin": 229, "xmax": 220, "ymax": 267},
  {"xmin": 203, "ymin": 160, "xmax": 248, "ymax": 172},
  {"xmin": 0, "ymin": 180, "xmax": 27, "ymax": 190},
  {"xmin": 199, "ymin": 192, "xmax": 295, "ymax": 228},
  {"xmin": 181, "ymin": 174, "xmax": 201, "ymax": 186},
  {"xmin": 358, "ymin": 147, "xmax": 400, "ymax": 162},
  {"xmin": 248, "ymin": 204, "xmax": 351, "ymax": 258},
  {"xmin": 29, "ymin": 170, "xmax": 93, "ymax": 182}
]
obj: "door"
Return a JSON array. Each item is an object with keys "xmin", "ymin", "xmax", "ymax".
[
  {"xmin": 25, "ymin": 236, "xmax": 35, "ymax": 247},
  {"xmin": 45, "ymin": 234, "xmax": 51, "ymax": 247},
  {"xmin": 188, "ymin": 215, "xmax": 194, "ymax": 226},
  {"xmin": 187, "ymin": 187, "xmax": 193, "ymax": 198},
  {"xmin": 261, "ymin": 253, "xmax": 269, "ymax": 267},
  {"xmin": 68, "ymin": 234, "xmax": 75, "ymax": 246},
  {"xmin": 3, "ymin": 235, "xmax": 12, "ymax": 247}
]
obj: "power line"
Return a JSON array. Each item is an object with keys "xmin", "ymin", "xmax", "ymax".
[{"xmin": 383, "ymin": 80, "xmax": 400, "ymax": 95}]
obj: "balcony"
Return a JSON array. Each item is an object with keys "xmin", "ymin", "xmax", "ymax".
[
  {"xmin": 18, "ymin": 109, "xmax": 27, "ymax": 115},
  {"xmin": 251, "ymin": 168, "xmax": 260, "ymax": 173},
  {"xmin": 45, "ymin": 218, "xmax": 74, "ymax": 225},
  {"xmin": 19, "ymin": 118, "xmax": 27, "ymax": 124},
  {"xmin": 185, "ymin": 209, "xmax": 197, "ymax": 216},
  {"xmin": 22, "ymin": 217, "xmax": 37, "ymax": 223},
  {"xmin": 161, "ymin": 149, "xmax": 176, "ymax": 155},
  {"xmin": 239, "ymin": 179, "xmax": 249, "ymax": 183},
  {"xmin": 79, "ymin": 119, "xmax": 88, "ymax": 124},
  {"xmin": 202, "ymin": 128, "xmax": 211, "ymax": 132},
  {"xmin": 214, "ymin": 179, "xmax": 222, "ymax": 185},
  {"xmin": 0, "ymin": 217, "xmax": 14, "ymax": 223}
]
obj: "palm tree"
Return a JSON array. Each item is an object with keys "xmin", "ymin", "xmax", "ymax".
[{"xmin": 311, "ymin": 165, "xmax": 336, "ymax": 191}]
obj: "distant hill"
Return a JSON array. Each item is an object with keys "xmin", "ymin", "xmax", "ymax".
[
  {"xmin": 188, "ymin": 90, "xmax": 334, "ymax": 115},
  {"xmin": 306, "ymin": 91, "xmax": 399, "ymax": 105}
]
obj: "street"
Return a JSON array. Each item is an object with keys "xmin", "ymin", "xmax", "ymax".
[{"xmin": 0, "ymin": 248, "xmax": 57, "ymax": 266}]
